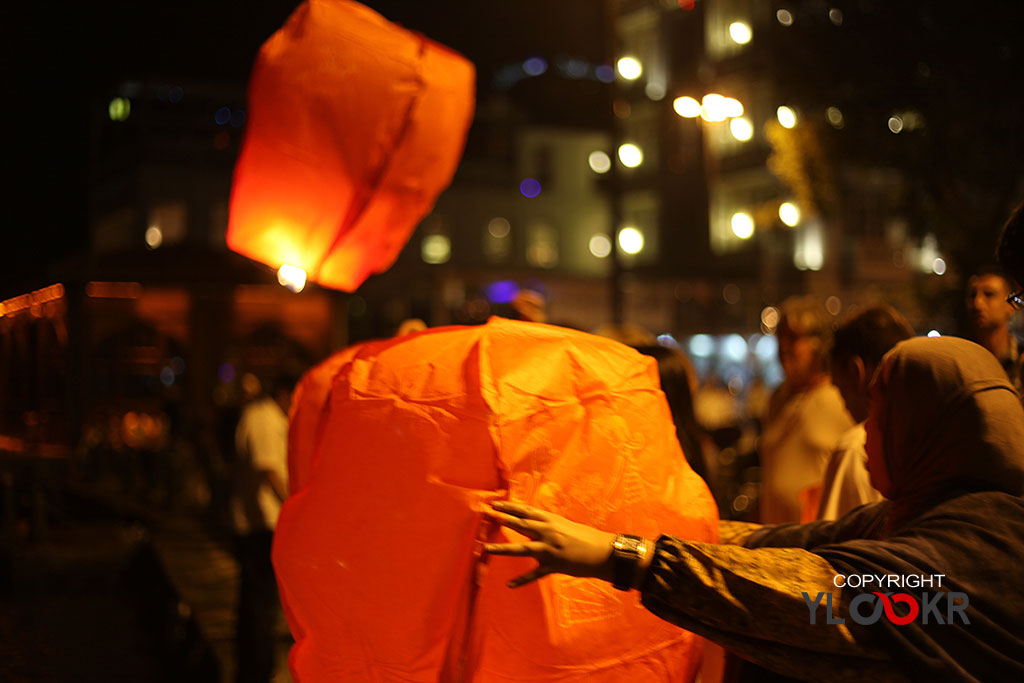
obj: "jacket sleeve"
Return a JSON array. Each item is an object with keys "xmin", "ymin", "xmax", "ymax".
[{"xmin": 639, "ymin": 535, "xmax": 906, "ymax": 682}]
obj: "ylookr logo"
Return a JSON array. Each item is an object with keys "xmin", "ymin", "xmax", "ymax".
[{"xmin": 803, "ymin": 574, "xmax": 970, "ymax": 626}]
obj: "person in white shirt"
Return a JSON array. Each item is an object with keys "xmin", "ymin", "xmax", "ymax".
[
  {"xmin": 759, "ymin": 297, "xmax": 853, "ymax": 524},
  {"xmin": 232, "ymin": 373, "xmax": 294, "ymax": 683},
  {"xmin": 820, "ymin": 305, "xmax": 914, "ymax": 520}
]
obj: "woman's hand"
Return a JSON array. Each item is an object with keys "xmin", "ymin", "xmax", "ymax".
[{"xmin": 483, "ymin": 500, "xmax": 618, "ymax": 588}]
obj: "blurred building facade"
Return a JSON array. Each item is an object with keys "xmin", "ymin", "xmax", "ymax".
[{"xmin": 3, "ymin": 0, "xmax": 974, "ymax": 464}]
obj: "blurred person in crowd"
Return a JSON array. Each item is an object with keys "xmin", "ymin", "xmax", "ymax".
[
  {"xmin": 510, "ymin": 288, "xmax": 547, "ymax": 323},
  {"xmin": 396, "ymin": 317, "xmax": 427, "ymax": 337},
  {"xmin": 819, "ymin": 306, "xmax": 914, "ymax": 520},
  {"xmin": 760, "ymin": 297, "xmax": 853, "ymax": 524},
  {"xmin": 633, "ymin": 345, "xmax": 715, "ymax": 493},
  {"xmin": 232, "ymin": 373, "xmax": 295, "ymax": 683},
  {"xmin": 965, "ymin": 265, "xmax": 1023, "ymax": 391},
  {"xmin": 484, "ymin": 337, "xmax": 1024, "ymax": 682}
]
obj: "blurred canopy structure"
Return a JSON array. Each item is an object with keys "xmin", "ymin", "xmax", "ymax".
[
  {"xmin": 277, "ymin": 318, "xmax": 718, "ymax": 681},
  {"xmin": 227, "ymin": 0, "xmax": 475, "ymax": 291}
]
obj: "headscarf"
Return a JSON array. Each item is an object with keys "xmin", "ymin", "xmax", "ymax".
[{"xmin": 873, "ymin": 336, "xmax": 1024, "ymax": 531}]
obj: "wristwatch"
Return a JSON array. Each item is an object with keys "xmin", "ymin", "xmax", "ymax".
[{"xmin": 610, "ymin": 534, "xmax": 648, "ymax": 591}]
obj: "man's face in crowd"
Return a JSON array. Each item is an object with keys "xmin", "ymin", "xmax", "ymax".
[
  {"xmin": 967, "ymin": 274, "xmax": 1013, "ymax": 332},
  {"xmin": 777, "ymin": 322, "xmax": 820, "ymax": 385}
]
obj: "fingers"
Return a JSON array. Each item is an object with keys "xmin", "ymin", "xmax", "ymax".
[
  {"xmin": 491, "ymin": 500, "xmax": 549, "ymax": 521},
  {"xmin": 484, "ymin": 509, "xmax": 544, "ymax": 539},
  {"xmin": 482, "ymin": 541, "xmax": 547, "ymax": 557},
  {"xmin": 483, "ymin": 541, "xmax": 551, "ymax": 588},
  {"xmin": 508, "ymin": 565, "xmax": 551, "ymax": 588}
]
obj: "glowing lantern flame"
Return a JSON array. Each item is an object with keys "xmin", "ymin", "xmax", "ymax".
[{"xmin": 277, "ymin": 264, "xmax": 307, "ymax": 292}]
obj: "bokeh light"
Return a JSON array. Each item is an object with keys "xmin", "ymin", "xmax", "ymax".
[
  {"xmin": 673, "ymin": 96, "xmax": 701, "ymax": 118},
  {"xmin": 617, "ymin": 227, "xmax": 644, "ymax": 255},
  {"xmin": 826, "ymin": 106, "xmax": 845, "ymax": 129},
  {"xmin": 523, "ymin": 57, "xmax": 547, "ymax": 76},
  {"xmin": 644, "ymin": 82, "xmax": 666, "ymax": 101},
  {"xmin": 617, "ymin": 143, "xmax": 644, "ymax": 168},
  {"xmin": 777, "ymin": 106, "xmax": 797, "ymax": 128},
  {"xmin": 723, "ymin": 97, "xmax": 744, "ymax": 118},
  {"xmin": 487, "ymin": 217, "xmax": 511, "ymax": 238},
  {"xmin": 700, "ymin": 94, "xmax": 728, "ymax": 122},
  {"xmin": 145, "ymin": 226, "xmax": 163, "ymax": 249},
  {"xmin": 731, "ymin": 212, "xmax": 755, "ymax": 239},
  {"xmin": 485, "ymin": 280, "xmax": 519, "ymax": 304},
  {"xmin": 730, "ymin": 117, "xmax": 754, "ymax": 141},
  {"xmin": 589, "ymin": 234, "xmax": 612, "ymax": 258},
  {"xmin": 616, "ymin": 56, "xmax": 643, "ymax": 80},
  {"xmin": 108, "ymin": 97, "xmax": 131, "ymax": 122},
  {"xmin": 421, "ymin": 234, "xmax": 451, "ymax": 264},
  {"xmin": 588, "ymin": 150, "xmax": 611, "ymax": 174},
  {"xmin": 689, "ymin": 334, "xmax": 714, "ymax": 358},
  {"xmin": 519, "ymin": 178, "xmax": 542, "ymax": 198},
  {"xmin": 729, "ymin": 21, "xmax": 752, "ymax": 45},
  {"xmin": 779, "ymin": 202, "xmax": 800, "ymax": 227},
  {"xmin": 723, "ymin": 334, "xmax": 748, "ymax": 361}
]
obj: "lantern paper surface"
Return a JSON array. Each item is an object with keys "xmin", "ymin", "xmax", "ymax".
[
  {"xmin": 227, "ymin": 0, "xmax": 475, "ymax": 291},
  {"xmin": 276, "ymin": 318, "xmax": 719, "ymax": 681}
]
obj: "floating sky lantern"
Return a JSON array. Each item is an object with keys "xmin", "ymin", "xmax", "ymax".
[
  {"xmin": 227, "ymin": 0, "xmax": 475, "ymax": 291},
  {"xmin": 277, "ymin": 318, "xmax": 719, "ymax": 681}
]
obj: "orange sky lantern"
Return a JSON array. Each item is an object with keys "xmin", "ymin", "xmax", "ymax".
[
  {"xmin": 227, "ymin": 0, "xmax": 475, "ymax": 291},
  {"xmin": 276, "ymin": 319, "xmax": 719, "ymax": 681}
]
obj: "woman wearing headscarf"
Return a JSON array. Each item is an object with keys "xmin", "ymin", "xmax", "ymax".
[{"xmin": 484, "ymin": 337, "xmax": 1024, "ymax": 681}]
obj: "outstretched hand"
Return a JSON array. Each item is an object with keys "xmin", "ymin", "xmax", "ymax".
[{"xmin": 483, "ymin": 500, "xmax": 617, "ymax": 588}]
